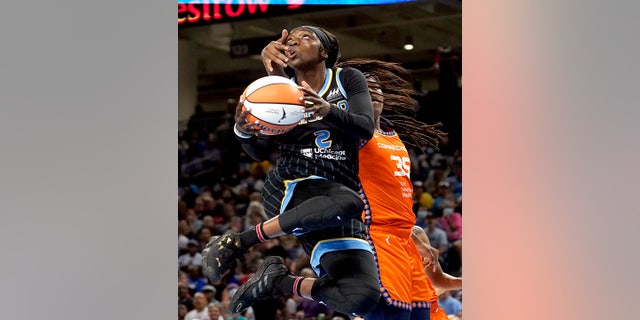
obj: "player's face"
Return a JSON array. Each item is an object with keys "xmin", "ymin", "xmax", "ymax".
[
  {"xmin": 285, "ymin": 28, "xmax": 324, "ymax": 69},
  {"xmin": 367, "ymin": 77, "xmax": 383, "ymax": 122}
]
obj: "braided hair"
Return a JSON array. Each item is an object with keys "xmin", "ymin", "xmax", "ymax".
[{"xmin": 336, "ymin": 58, "xmax": 447, "ymax": 150}]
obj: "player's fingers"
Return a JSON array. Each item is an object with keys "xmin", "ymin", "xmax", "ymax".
[
  {"xmin": 264, "ymin": 41, "xmax": 288, "ymax": 54},
  {"xmin": 262, "ymin": 57, "xmax": 274, "ymax": 72},
  {"xmin": 263, "ymin": 48, "xmax": 288, "ymax": 68},
  {"xmin": 299, "ymin": 81, "xmax": 313, "ymax": 91},
  {"xmin": 278, "ymin": 29, "xmax": 289, "ymax": 43},
  {"xmin": 298, "ymin": 88, "xmax": 321, "ymax": 100},
  {"xmin": 301, "ymin": 96, "xmax": 324, "ymax": 108}
]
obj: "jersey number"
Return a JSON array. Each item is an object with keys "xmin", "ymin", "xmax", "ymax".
[
  {"xmin": 314, "ymin": 130, "xmax": 332, "ymax": 149},
  {"xmin": 390, "ymin": 155, "xmax": 411, "ymax": 177}
]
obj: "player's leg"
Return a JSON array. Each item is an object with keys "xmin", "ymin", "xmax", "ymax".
[
  {"xmin": 304, "ymin": 248, "xmax": 381, "ymax": 317},
  {"xmin": 229, "ymin": 245, "xmax": 380, "ymax": 318},
  {"xmin": 274, "ymin": 178, "xmax": 365, "ymax": 235},
  {"xmin": 202, "ymin": 177, "xmax": 363, "ymax": 281}
]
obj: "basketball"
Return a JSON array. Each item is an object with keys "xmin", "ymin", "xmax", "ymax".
[{"xmin": 240, "ymin": 76, "xmax": 305, "ymax": 136}]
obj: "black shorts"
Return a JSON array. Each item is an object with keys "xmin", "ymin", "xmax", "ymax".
[{"xmin": 261, "ymin": 174, "xmax": 370, "ymax": 271}]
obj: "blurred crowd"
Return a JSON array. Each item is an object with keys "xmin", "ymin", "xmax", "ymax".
[{"xmin": 178, "ymin": 97, "xmax": 462, "ymax": 320}]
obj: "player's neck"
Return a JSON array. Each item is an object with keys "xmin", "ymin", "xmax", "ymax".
[
  {"xmin": 294, "ymin": 65, "xmax": 327, "ymax": 93},
  {"xmin": 374, "ymin": 118, "xmax": 381, "ymax": 131}
]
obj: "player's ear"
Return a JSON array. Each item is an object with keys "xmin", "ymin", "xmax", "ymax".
[{"xmin": 320, "ymin": 48, "xmax": 329, "ymax": 59}]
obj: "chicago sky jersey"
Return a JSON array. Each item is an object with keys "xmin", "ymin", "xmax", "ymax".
[{"xmin": 274, "ymin": 67, "xmax": 370, "ymax": 192}]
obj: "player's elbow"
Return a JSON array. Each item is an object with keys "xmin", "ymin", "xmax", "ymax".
[{"xmin": 361, "ymin": 117, "xmax": 374, "ymax": 139}]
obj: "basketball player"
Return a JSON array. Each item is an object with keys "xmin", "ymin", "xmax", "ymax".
[
  {"xmin": 202, "ymin": 26, "xmax": 380, "ymax": 318},
  {"xmin": 334, "ymin": 59, "xmax": 458, "ymax": 320}
]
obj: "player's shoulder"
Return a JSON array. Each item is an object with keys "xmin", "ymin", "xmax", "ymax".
[{"xmin": 335, "ymin": 66, "xmax": 366, "ymax": 81}]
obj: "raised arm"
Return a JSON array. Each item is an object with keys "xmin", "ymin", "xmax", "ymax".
[{"xmin": 299, "ymin": 68, "xmax": 374, "ymax": 140}]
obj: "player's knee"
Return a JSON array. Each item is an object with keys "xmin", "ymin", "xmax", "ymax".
[
  {"xmin": 340, "ymin": 276, "xmax": 380, "ymax": 315},
  {"xmin": 334, "ymin": 189, "xmax": 364, "ymax": 220}
]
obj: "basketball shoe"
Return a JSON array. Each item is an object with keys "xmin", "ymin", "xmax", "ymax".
[
  {"xmin": 202, "ymin": 234, "xmax": 247, "ymax": 282},
  {"xmin": 230, "ymin": 256, "xmax": 291, "ymax": 314}
]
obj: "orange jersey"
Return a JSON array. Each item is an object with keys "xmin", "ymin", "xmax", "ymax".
[
  {"xmin": 359, "ymin": 131, "xmax": 415, "ymax": 228},
  {"xmin": 359, "ymin": 130, "xmax": 437, "ymax": 308}
]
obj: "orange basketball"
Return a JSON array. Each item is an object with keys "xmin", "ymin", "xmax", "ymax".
[{"xmin": 240, "ymin": 76, "xmax": 305, "ymax": 136}]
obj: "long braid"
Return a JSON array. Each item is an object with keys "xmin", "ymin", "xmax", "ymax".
[{"xmin": 336, "ymin": 58, "xmax": 447, "ymax": 149}]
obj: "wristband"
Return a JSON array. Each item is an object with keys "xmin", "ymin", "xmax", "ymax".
[{"xmin": 234, "ymin": 123, "xmax": 253, "ymax": 139}]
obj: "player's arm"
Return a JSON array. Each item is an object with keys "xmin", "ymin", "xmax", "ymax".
[
  {"xmin": 318, "ymin": 67, "xmax": 375, "ymax": 140},
  {"xmin": 428, "ymin": 256, "xmax": 463, "ymax": 296},
  {"xmin": 298, "ymin": 68, "xmax": 374, "ymax": 140},
  {"xmin": 234, "ymin": 98, "xmax": 277, "ymax": 161},
  {"xmin": 411, "ymin": 225, "xmax": 462, "ymax": 293}
]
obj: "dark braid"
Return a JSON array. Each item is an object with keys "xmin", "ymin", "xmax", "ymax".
[{"xmin": 336, "ymin": 58, "xmax": 447, "ymax": 150}]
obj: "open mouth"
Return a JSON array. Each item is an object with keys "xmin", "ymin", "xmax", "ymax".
[{"xmin": 285, "ymin": 49, "xmax": 297, "ymax": 59}]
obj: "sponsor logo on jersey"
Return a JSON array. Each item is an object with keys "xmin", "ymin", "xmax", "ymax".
[{"xmin": 324, "ymin": 88, "xmax": 341, "ymax": 101}]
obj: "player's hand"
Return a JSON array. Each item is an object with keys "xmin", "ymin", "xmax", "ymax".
[
  {"xmin": 299, "ymin": 81, "xmax": 331, "ymax": 118},
  {"xmin": 261, "ymin": 29, "xmax": 289, "ymax": 75},
  {"xmin": 422, "ymin": 245, "xmax": 440, "ymax": 272},
  {"xmin": 416, "ymin": 242, "xmax": 439, "ymax": 272},
  {"xmin": 234, "ymin": 98, "xmax": 260, "ymax": 135}
]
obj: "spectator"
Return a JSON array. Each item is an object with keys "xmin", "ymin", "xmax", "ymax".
[
  {"xmin": 179, "ymin": 283, "xmax": 194, "ymax": 311},
  {"xmin": 179, "ymin": 221, "xmax": 191, "ymax": 251},
  {"xmin": 227, "ymin": 216, "xmax": 245, "ymax": 234},
  {"xmin": 198, "ymin": 227, "xmax": 213, "ymax": 246},
  {"xmin": 412, "ymin": 180, "xmax": 434, "ymax": 220},
  {"xmin": 207, "ymin": 303, "xmax": 225, "ymax": 320},
  {"xmin": 439, "ymin": 201, "xmax": 462, "ymax": 242},
  {"xmin": 179, "ymin": 271, "xmax": 189, "ymax": 286},
  {"xmin": 179, "ymin": 219, "xmax": 195, "ymax": 241},
  {"xmin": 187, "ymin": 265, "xmax": 207, "ymax": 294},
  {"xmin": 201, "ymin": 285, "xmax": 220, "ymax": 306},
  {"xmin": 426, "ymin": 157, "xmax": 450, "ymax": 194},
  {"xmin": 439, "ymin": 200, "xmax": 462, "ymax": 275},
  {"xmin": 433, "ymin": 180, "xmax": 453, "ymax": 212},
  {"xmin": 179, "ymin": 240, "xmax": 203, "ymax": 268},
  {"xmin": 426, "ymin": 216, "xmax": 449, "ymax": 255},
  {"xmin": 244, "ymin": 201, "xmax": 267, "ymax": 229},
  {"xmin": 185, "ymin": 209, "xmax": 203, "ymax": 234},
  {"xmin": 185, "ymin": 292, "xmax": 210, "ymax": 320},
  {"xmin": 447, "ymin": 157, "xmax": 462, "ymax": 198},
  {"xmin": 202, "ymin": 215, "xmax": 215, "ymax": 231},
  {"xmin": 179, "ymin": 303, "xmax": 189, "ymax": 320}
]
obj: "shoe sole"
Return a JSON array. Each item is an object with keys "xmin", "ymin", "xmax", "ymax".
[
  {"xmin": 202, "ymin": 235, "xmax": 245, "ymax": 282},
  {"xmin": 230, "ymin": 255, "xmax": 285, "ymax": 314},
  {"xmin": 201, "ymin": 237, "xmax": 224, "ymax": 281}
]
